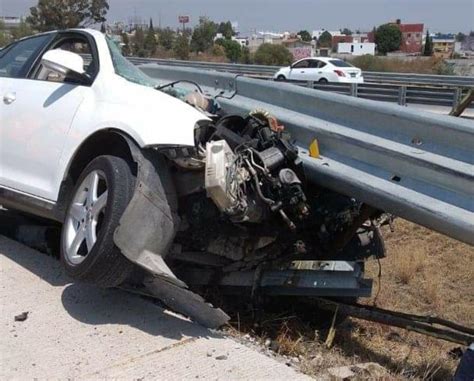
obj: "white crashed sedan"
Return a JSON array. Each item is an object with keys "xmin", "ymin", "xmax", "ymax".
[
  {"xmin": 274, "ymin": 57, "xmax": 364, "ymax": 84},
  {"xmin": 0, "ymin": 29, "xmax": 382, "ymax": 311}
]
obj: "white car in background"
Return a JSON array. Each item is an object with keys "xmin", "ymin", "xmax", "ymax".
[{"xmin": 274, "ymin": 57, "xmax": 364, "ymax": 84}]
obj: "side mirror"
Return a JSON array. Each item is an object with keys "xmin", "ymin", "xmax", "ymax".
[{"xmin": 41, "ymin": 49, "xmax": 91, "ymax": 85}]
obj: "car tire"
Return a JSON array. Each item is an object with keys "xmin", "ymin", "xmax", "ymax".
[
  {"xmin": 276, "ymin": 75, "xmax": 286, "ymax": 81},
  {"xmin": 60, "ymin": 155, "xmax": 135, "ymax": 288},
  {"xmin": 318, "ymin": 78, "xmax": 328, "ymax": 84}
]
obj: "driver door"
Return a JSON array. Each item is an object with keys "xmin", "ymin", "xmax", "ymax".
[
  {"xmin": 288, "ymin": 59, "xmax": 310, "ymax": 81},
  {"xmin": 0, "ymin": 32, "xmax": 97, "ymax": 201}
]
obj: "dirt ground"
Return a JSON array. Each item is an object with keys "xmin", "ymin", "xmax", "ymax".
[
  {"xmin": 2, "ymin": 210, "xmax": 472, "ymax": 379},
  {"xmin": 226, "ymin": 219, "xmax": 474, "ymax": 380},
  {"xmin": 315, "ymin": 219, "xmax": 474, "ymax": 380}
]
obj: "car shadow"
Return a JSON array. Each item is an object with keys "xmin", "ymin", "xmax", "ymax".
[
  {"xmin": 61, "ymin": 282, "xmax": 217, "ymax": 340},
  {"xmin": 0, "ymin": 233, "xmax": 218, "ymax": 341}
]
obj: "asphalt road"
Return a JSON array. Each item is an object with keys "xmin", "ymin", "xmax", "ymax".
[{"xmin": 0, "ymin": 235, "xmax": 312, "ymax": 380}]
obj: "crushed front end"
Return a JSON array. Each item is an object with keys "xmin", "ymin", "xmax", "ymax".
[{"xmin": 114, "ymin": 90, "xmax": 387, "ymax": 328}]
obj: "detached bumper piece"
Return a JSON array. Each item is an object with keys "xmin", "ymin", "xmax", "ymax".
[{"xmin": 182, "ymin": 262, "xmax": 372, "ymax": 298}]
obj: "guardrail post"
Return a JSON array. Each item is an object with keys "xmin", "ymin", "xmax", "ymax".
[
  {"xmin": 452, "ymin": 88, "xmax": 462, "ymax": 109},
  {"xmin": 398, "ymin": 86, "xmax": 407, "ymax": 106},
  {"xmin": 307, "ymin": 81, "xmax": 314, "ymax": 89},
  {"xmin": 350, "ymin": 83, "xmax": 358, "ymax": 97}
]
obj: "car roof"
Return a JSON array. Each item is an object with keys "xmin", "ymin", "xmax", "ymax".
[
  {"xmin": 294, "ymin": 57, "xmax": 339, "ymax": 64},
  {"xmin": 307, "ymin": 57, "xmax": 336, "ymax": 62},
  {"xmin": 14, "ymin": 28, "xmax": 101, "ymax": 43}
]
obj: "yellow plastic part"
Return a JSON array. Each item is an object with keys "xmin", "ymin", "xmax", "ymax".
[{"xmin": 309, "ymin": 139, "xmax": 320, "ymax": 158}]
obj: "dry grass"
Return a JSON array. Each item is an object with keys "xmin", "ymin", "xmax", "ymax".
[
  {"xmin": 349, "ymin": 56, "xmax": 454, "ymax": 75},
  {"xmin": 226, "ymin": 219, "xmax": 473, "ymax": 380},
  {"xmin": 323, "ymin": 220, "xmax": 474, "ymax": 380}
]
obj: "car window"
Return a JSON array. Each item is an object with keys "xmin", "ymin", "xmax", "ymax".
[
  {"xmin": 329, "ymin": 59, "xmax": 353, "ymax": 68},
  {"xmin": 292, "ymin": 60, "xmax": 309, "ymax": 69},
  {"xmin": 34, "ymin": 36, "xmax": 98, "ymax": 83},
  {"xmin": 106, "ymin": 36, "xmax": 156, "ymax": 87},
  {"xmin": 317, "ymin": 61, "xmax": 327, "ymax": 68},
  {"xmin": 0, "ymin": 35, "xmax": 51, "ymax": 78}
]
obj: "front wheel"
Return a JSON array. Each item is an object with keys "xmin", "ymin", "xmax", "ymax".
[
  {"xmin": 276, "ymin": 75, "xmax": 286, "ymax": 81},
  {"xmin": 60, "ymin": 155, "xmax": 135, "ymax": 287}
]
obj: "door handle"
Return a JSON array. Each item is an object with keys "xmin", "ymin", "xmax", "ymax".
[
  {"xmin": 3, "ymin": 92, "xmax": 16, "ymax": 105},
  {"xmin": 301, "ymin": 71, "xmax": 305, "ymax": 73}
]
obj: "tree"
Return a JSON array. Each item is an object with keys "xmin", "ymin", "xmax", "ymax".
[
  {"xmin": 121, "ymin": 32, "xmax": 131, "ymax": 56},
  {"xmin": 375, "ymin": 23, "xmax": 402, "ymax": 55},
  {"xmin": 190, "ymin": 16, "xmax": 218, "ymax": 52},
  {"xmin": 297, "ymin": 30, "xmax": 312, "ymax": 42},
  {"xmin": 174, "ymin": 34, "xmax": 190, "ymax": 60},
  {"xmin": 26, "ymin": 0, "xmax": 109, "ymax": 31},
  {"xmin": 423, "ymin": 30, "xmax": 433, "ymax": 56},
  {"xmin": 0, "ymin": 20, "xmax": 11, "ymax": 47},
  {"xmin": 318, "ymin": 31, "xmax": 332, "ymax": 48},
  {"xmin": 254, "ymin": 43, "xmax": 293, "ymax": 66},
  {"xmin": 144, "ymin": 18, "xmax": 157, "ymax": 55},
  {"xmin": 240, "ymin": 46, "xmax": 252, "ymax": 64},
  {"xmin": 158, "ymin": 27, "xmax": 175, "ymax": 50},
  {"xmin": 341, "ymin": 28, "xmax": 352, "ymax": 36},
  {"xmin": 216, "ymin": 38, "xmax": 242, "ymax": 62},
  {"xmin": 456, "ymin": 32, "xmax": 466, "ymax": 42},
  {"xmin": 132, "ymin": 27, "xmax": 146, "ymax": 57},
  {"xmin": 217, "ymin": 21, "xmax": 234, "ymax": 39}
]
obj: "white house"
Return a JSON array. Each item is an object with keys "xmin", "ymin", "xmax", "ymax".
[
  {"xmin": 232, "ymin": 36, "xmax": 248, "ymax": 48},
  {"xmin": 338, "ymin": 42, "xmax": 375, "ymax": 56}
]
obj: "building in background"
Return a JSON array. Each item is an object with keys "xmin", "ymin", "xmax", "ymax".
[
  {"xmin": 337, "ymin": 42, "xmax": 375, "ymax": 55},
  {"xmin": 0, "ymin": 16, "xmax": 21, "ymax": 29},
  {"xmin": 460, "ymin": 36, "xmax": 474, "ymax": 56},
  {"xmin": 368, "ymin": 20, "xmax": 424, "ymax": 55},
  {"xmin": 312, "ymin": 29, "xmax": 343, "ymax": 40},
  {"xmin": 432, "ymin": 37, "xmax": 457, "ymax": 58},
  {"xmin": 351, "ymin": 33, "xmax": 370, "ymax": 43},
  {"xmin": 332, "ymin": 35, "xmax": 354, "ymax": 47},
  {"xmin": 391, "ymin": 19, "xmax": 424, "ymax": 54},
  {"xmin": 281, "ymin": 38, "xmax": 313, "ymax": 60},
  {"xmin": 232, "ymin": 36, "xmax": 248, "ymax": 48}
]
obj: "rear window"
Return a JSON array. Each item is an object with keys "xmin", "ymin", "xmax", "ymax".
[{"xmin": 329, "ymin": 59, "xmax": 353, "ymax": 68}]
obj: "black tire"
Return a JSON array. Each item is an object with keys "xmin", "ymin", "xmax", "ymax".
[
  {"xmin": 276, "ymin": 75, "xmax": 286, "ymax": 81},
  {"xmin": 60, "ymin": 155, "xmax": 135, "ymax": 288},
  {"xmin": 318, "ymin": 78, "xmax": 328, "ymax": 84}
]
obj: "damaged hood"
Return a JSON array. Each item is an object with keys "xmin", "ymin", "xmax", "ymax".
[{"xmin": 94, "ymin": 75, "xmax": 210, "ymax": 147}]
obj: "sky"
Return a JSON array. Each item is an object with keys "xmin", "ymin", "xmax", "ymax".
[{"xmin": 1, "ymin": 0, "xmax": 473, "ymax": 34}]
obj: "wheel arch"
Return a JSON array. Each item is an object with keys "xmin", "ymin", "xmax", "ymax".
[{"xmin": 55, "ymin": 129, "xmax": 140, "ymax": 221}]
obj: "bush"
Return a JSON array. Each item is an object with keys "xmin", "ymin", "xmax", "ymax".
[
  {"xmin": 211, "ymin": 43, "xmax": 226, "ymax": 58},
  {"xmin": 215, "ymin": 38, "xmax": 242, "ymax": 62},
  {"xmin": 174, "ymin": 34, "xmax": 190, "ymax": 60},
  {"xmin": 254, "ymin": 43, "xmax": 293, "ymax": 66},
  {"xmin": 350, "ymin": 55, "xmax": 455, "ymax": 75}
]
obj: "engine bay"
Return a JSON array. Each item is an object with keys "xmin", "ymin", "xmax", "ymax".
[{"xmin": 157, "ymin": 103, "xmax": 386, "ymax": 275}]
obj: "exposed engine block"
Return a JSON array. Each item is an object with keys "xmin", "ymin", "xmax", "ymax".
[{"xmin": 203, "ymin": 113, "xmax": 308, "ymax": 229}]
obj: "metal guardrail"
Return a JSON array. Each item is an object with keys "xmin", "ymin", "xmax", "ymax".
[
  {"xmin": 129, "ymin": 57, "xmax": 474, "ymax": 88},
  {"xmin": 133, "ymin": 58, "xmax": 474, "ymax": 110},
  {"xmin": 142, "ymin": 64, "xmax": 474, "ymax": 245},
  {"xmin": 281, "ymin": 80, "xmax": 471, "ymax": 108}
]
